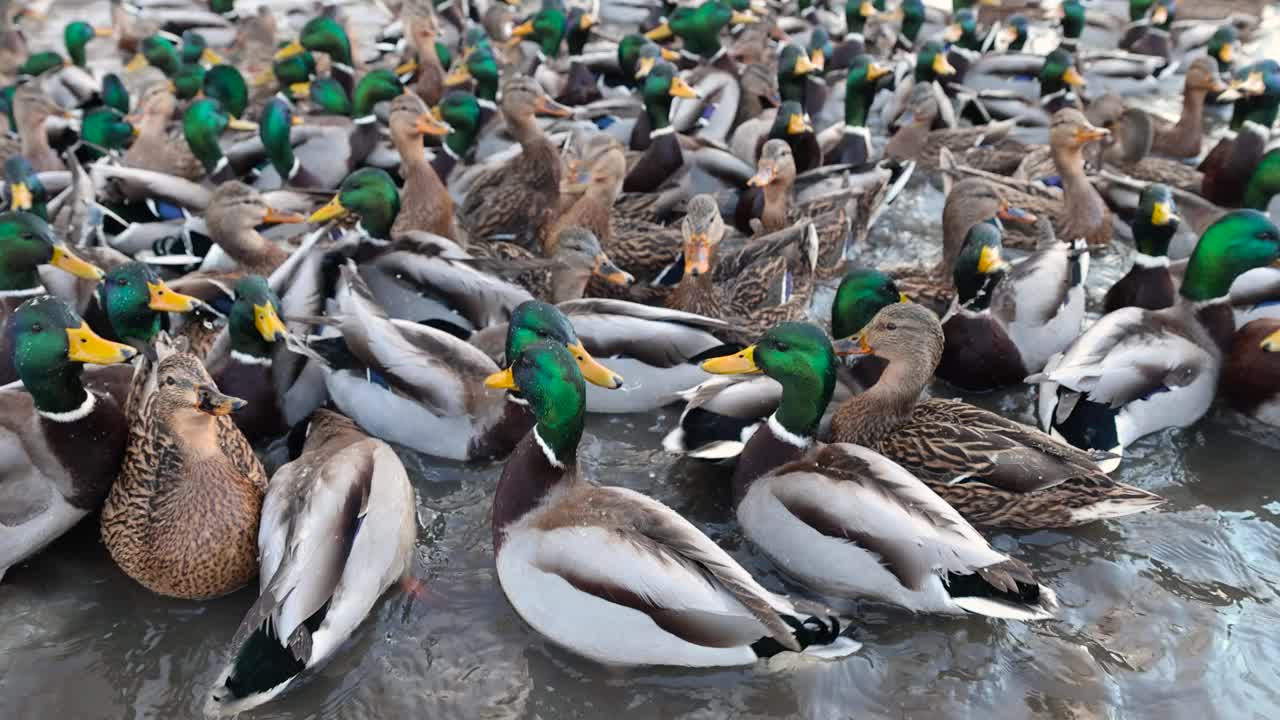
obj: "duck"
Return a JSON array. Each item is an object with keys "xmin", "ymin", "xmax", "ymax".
[
  {"xmin": 273, "ymin": 15, "xmax": 360, "ymax": 100},
  {"xmin": 0, "ymin": 296, "xmax": 137, "ymax": 581},
  {"xmin": 697, "ymin": 322, "xmax": 1057, "ymax": 619},
  {"xmin": 1, "ymin": 83, "xmax": 67, "ymax": 174},
  {"xmin": 442, "ymin": 43, "xmax": 500, "ymax": 132},
  {"xmin": 622, "ymin": 60, "xmax": 700, "ymax": 193},
  {"xmin": 644, "ymin": 0, "xmax": 760, "ymax": 72},
  {"xmin": 204, "ymin": 275, "xmax": 288, "ymax": 442},
  {"xmin": 189, "ymin": 181, "xmax": 307, "ymax": 276},
  {"xmin": 961, "ymin": 47, "xmax": 1087, "ymax": 125},
  {"xmin": 397, "ymin": 8, "xmax": 447, "ymax": 107},
  {"xmin": 101, "ymin": 333, "xmax": 267, "ymax": 600},
  {"xmin": 485, "ymin": 339, "xmax": 858, "ymax": 667},
  {"xmin": 884, "ymin": 82, "xmax": 1019, "ymax": 172},
  {"xmin": 205, "ymin": 409, "xmax": 415, "ymax": 715},
  {"xmin": 457, "ymin": 76, "xmax": 572, "ymax": 250},
  {"xmin": 662, "ymin": 267, "xmax": 906, "ymax": 459},
  {"xmin": 251, "ymin": 69, "xmax": 409, "ymax": 190},
  {"xmin": 79, "ymin": 107, "xmax": 135, "ymax": 159},
  {"xmin": 666, "ymin": 194, "xmax": 817, "ymax": 340},
  {"xmin": 429, "ymin": 90, "xmax": 485, "ymax": 186},
  {"xmin": 936, "ymin": 218, "xmax": 1088, "ymax": 391},
  {"xmin": 828, "ymin": 302, "xmax": 1163, "ymax": 528},
  {"xmin": 385, "ymin": 91, "xmax": 457, "ymax": 239},
  {"xmin": 1031, "ymin": 210, "xmax": 1280, "ymax": 466},
  {"xmin": 821, "ymin": 54, "xmax": 892, "ymax": 167},
  {"xmin": 92, "ymin": 261, "xmax": 200, "ymax": 350},
  {"xmin": 1104, "ymin": 183, "xmax": 1180, "ymax": 313},
  {"xmin": 123, "ymin": 83, "xmax": 209, "ymax": 181},
  {"xmin": 470, "ymin": 227, "xmax": 635, "ymax": 303},
  {"xmin": 1221, "ymin": 319, "xmax": 1280, "ymax": 426},
  {"xmin": 304, "ymin": 264, "xmax": 623, "ymax": 461},
  {"xmin": 0, "ymin": 211, "xmax": 105, "ymax": 385}
]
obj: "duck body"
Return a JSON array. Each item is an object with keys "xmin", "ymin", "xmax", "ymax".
[
  {"xmin": 1221, "ymin": 319, "xmax": 1280, "ymax": 426},
  {"xmin": 207, "ymin": 410, "xmax": 415, "ymax": 715}
]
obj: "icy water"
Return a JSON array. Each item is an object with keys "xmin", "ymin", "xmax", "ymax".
[{"xmin": 5, "ymin": 1, "xmax": 1280, "ymax": 719}]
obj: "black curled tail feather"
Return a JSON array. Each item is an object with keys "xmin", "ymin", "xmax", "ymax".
[{"xmin": 751, "ymin": 614, "xmax": 842, "ymax": 658}]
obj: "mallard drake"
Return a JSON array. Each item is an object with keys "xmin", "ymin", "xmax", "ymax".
[
  {"xmin": 252, "ymin": 69, "xmax": 408, "ymax": 190},
  {"xmin": 666, "ymin": 195, "xmax": 816, "ymax": 340},
  {"xmin": 485, "ymin": 339, "xmax": 857, "ymax": 666},
  {"xmin": 206, "ymin": 409, "xmax": 415, "ymax": 715},
  {"xmin": 623, "ymin": 61, "xmax": 700, "ymax": 193},
  {"xmin": 644, "ymin": 0, "xmax": 760, "ymax": 73},
  {"xmin": 0, "ymin": 296, "xmax": 136, "ymax": 581},
  {"xmin": 1221, "ymin": 319, "xmax": 1280, "ymax": 426},
  {"xmin": 1198, "ymin": 121, "xmax": 1271, "ymax": 210},
  {"xmin": 936, "ymin": 219, "xmax": 1088, "ymax": 390},
  {"xmin": 821, "ymin": 54, "xmax": 892, "ymax": 167},
  {"xmin": 442, "ymin": 43, "xmax": 500, "ymax": 131},
  {"xmin": 429, "ymin": 90, "xmax": 484, "ymax": 185},
  {"xmin": 101, "ymin": 333, "xmax": 267, "ymax": 600},
  {"xmin": 697, "ymin": 322, "xmax": 1057, "ymax": 619},
  {"xmin": 91, "ymin": 261, "xmax": 200, "ymax": 349},
  {"xmin": 123, "ymin": 84, "xmax": 207, "ymax": 181},
  {"xmin": 0, "ymin": 211, "xmax": 105, "ymax": 385},
  {"xmin": 962, "ymin": 47, "xmax": 1086, "ymax": 125},
  {"xmin": 1031, "ymin": 210, "xmax": 1280, "ymax": 465},
  {"xmin": 776, "ymin": 43, "xmax": 822, "ymax": 118},
  {"xmin": 1104, "ymin": 183, "xmax": 1180, "ymax": 313},
  {"xmin": 274, "ymin": 15, "xmax": 359, "ymax": 99},
  {"xmin": 307, "ymin": 265, "xmax": 622, "ymax": 460},
  {"xmin": 457, "ymin": 76, "xmax": 572, "ymax": 250},
  {"xmin": 662, "ymin": 268, "xmax": 905, "ymax": 459},
  {"xmin": 829, "ymin": 302, "xmax": 1163, "ymax": 528}
]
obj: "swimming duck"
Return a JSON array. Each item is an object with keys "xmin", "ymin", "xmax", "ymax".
[
  {"xmin": 830, "ymin": 302, "xmax": 1163, "ymax": 528},
  {"xmin": 429, "ymin": 90, "xmax": 484, "ymax": 185},
  {"xmin": 936, "ymin": 219, "xmax": 1088, "ymax": 390},
  {"xmin": 274, "ymin": 15, "xmax": 359, "ymax": 99},
  {"xmin": 0, "ymin": 296, "xmax": 136, "ymax": 581},
  {"xmin": 1221, "ymin": 319, "xmax": 1280, "ymax": 426},
  {"xmin": 79, "ymin": 107, "xmax": 135, "ymax": 159},
  {"xmin": 123, "ymin": 84, "xmax": 209, "ymax": 181},
  {"xmin": 885, "ymin": 82, "xmax": 1019, "ymax": 172},
  {"xmin": 776, "ymin": 43, "xmax": 822, "ymax": 118},
  {"xmin": 442, "ymin": 43, "xmax": 500, "ymax": 131},
  {"xmin": 397, "ymin": 9, "xmax": 446, "ymax": 107},
  {"xmin": 101, "ymin": 333, "xmax": 267, "ymax": 600},
  {"xmin": 199, "ymin": 274, "xmax": 288, "ymax": 442},
  {"xmin": 193, "ymin": 181, "xmax": 307, "ymax": 276},
  {"xmin": 472, "ymin": 227, "xmax": 634, "ymax": 303},
  {"xmin": 1104, "ymin": 183, "xmax": 1180, "ymax": 313},
  {"xmin": 0, "ymin": 211, "xmax": 104, "ymax": 385},
  {"xmin": 385, "ymin": 91, "xmax": 457, "ymax": 239},
  {"xmin": 93, "ymin": 261, "xmax": 200, "ymax": 349},
  {"xmin": 821, "ymin": 54, "xmax": 892, "ymax": 167},
  {"xmin": 1031, "ymin": 210, "xmax": 1280, "ymax": 465},
  {"xmin": 663, "ymin": 267, "xmax": 905, "ymax": 459},
  {"xmin": 457, "ymin": 76, "xmax": 572, "ymax": 250},
  {"xmin": 1, "ymin": 84, "xmax": 66, "ymax": 173},
  {"xmin": 697, "ymin": 322, "xmax": 1057, "ymax": 619},
  {"xmin": 307, "ymin": 266, "xmax": 622, "ymax": 461},
  {"xmin": 645, "ymin": 0, "xmax": 759, "ymax": 72},
  {"xmin": 623, "ymin": 61, "xmax": 700, "ymax": 193},
  {"xmin": 206, "ymin": 408, "xmax": 415, "ymax": 714},
  {"xmin": 486, "ymin": 339, "xmax": 857, "ymax": 666}
]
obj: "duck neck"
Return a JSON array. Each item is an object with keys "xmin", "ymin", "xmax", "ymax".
[
  {"xmin": 844, "ymin": 83, "xmax": 873, "ymax": 129},
  {"xmin": 1170, "ymin": 86, "xmax": 1208, "ymax": 150},
  {"xmin": 1182, "ymin": 295, "xmax": 1236, "ymax": 354},
  {"xmin": 444, "ymin": 124, "xmax": 477, "ymax": 160},
  {"xmin": 1053, "ymin": 144, "xmax": 1097, "ymax": 214},
  {"xmin": 24, "ymin": 362, "xmax": 94, "ymax": 418},
  {"xmin": 831, "ymin": 358, "xmax": 923, "ymax": 445},
  {"xmin": 20, "ymin": 116, "xmax": 53, "ymax": 165},
  {"xmin": 760, "ymin": 180, "xmax": 791, "ymax": 233},
  {"xmin": 170, "ymin": 408, "xmax": 222, "ymax": 458},
  {"xmin": 0, "ymin": 256, "xmax": 42, "ymax": 291},
  {"xmin": 645, "ymin": 95, "xmax": 673, "ymax": 133},
  {"xmin": 492, "ymin": 416, "xmax": 581, "ymax": 551}
]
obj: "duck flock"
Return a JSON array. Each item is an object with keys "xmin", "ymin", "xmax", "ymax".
[{"xmin": 0, "ymin": 0, "xmax": 1278, "ymax": 714}]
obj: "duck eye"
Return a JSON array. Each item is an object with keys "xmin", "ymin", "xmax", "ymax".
[
  {"xmin": 30, "ymin": 322, "xmax": 41, "ymax": 332},
  {"xmin": 773, "ymin": 341, "xmax": 789, "ymax": 352},
  {"xmin": 165, "ymin": 376, "xmax": 176, "ymax": 386},
  {"xmin": 886, "ymin": 323, "xmax": 898, "ymax": 331}
]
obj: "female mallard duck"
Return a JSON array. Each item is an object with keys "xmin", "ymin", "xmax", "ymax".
[
  {"xmin": 206, "ymin": 409, "xmax": 415, "ymax": 715},
  {"xmin": 936, "ymin": 219, "xmax": 1088, "ymax": 390},
  {"xmin": 203, "ymin": 275, "xmax": 288, "ymax": 442},
  {"xmin": 471, "ymin": 227, "xmax": 634, "ymax": 304},
  {"xmin": 0, "ymin": 211, "xmax": 105, "ymax": 385},
  {"xmin": 623, "ymin": 61, "xmax": 700, "ymax": 193},
  {"xmin": 820, "ymin": 54, "xmax": 892, "ymax": 167},
  {"xmin": 1032, "ymin": 210, "xmax": 1280, "ymax": 464},
  {"xmin": 457, "ymin": 76, "xmax": 572, "ymax": 250},
  {"xmin": 663, "ymin": 268, "xmax": 906, "ymax": 459},
  {"xmin": 697, "ymin": 322, "xmax": 1057, "ymax": 619},
  {"xmin": 485, "ymin": 339, "xmax": 857, "ymax": 667},
  {"xmin": 1, "ymin": 84, "xmax": 66, "ymax": 173},
  {"xmin": 666, "ymin": 195, "xmax": 817, "ymax": 340},
  {"xmin": 398, "ymin": 9, "xmax": 446, "ymax": 107},
  {"xmin": 1221, "ymin": 319, "xmax": 1280, "ymax": 426},
  {"xmin": 252, "ymin": 69, "xmax": 408, "ymax": 190},
  {"xmin": 193, "ymin": 181, "xmax": 307, "ymax": 276},
  {"xmin": 0, "ymin": 296, "xmax": 136, "ymax": 581},
  {"xmin": 829, "ymin": 302, "xmax": 1163, "ymax": 528},
  {"xmin": 386, "ymin": 92, "xmax": 456, "ymax": 239},
  {"xmin": 1104, "ymin": 183, "xmax": 1180, "ymax": 313},
  {"xmin": 1149, "ymin": 57, "xmax": 1226, "ymax": 158},
  {"xmin": 307, "ymin": 264, "xmax": 622, "ymax": 460},
  {"xmin": 101, "ymin": 334, "xmax": 267, "ymax": 600},
  {"xmin": 885, "ymin": 83, "xmax": 1019, "ymax": 172}
]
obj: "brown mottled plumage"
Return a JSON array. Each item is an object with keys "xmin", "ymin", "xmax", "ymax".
[
  {"xmin": 830, "ymin": 303, "xmax": 1164, "ymax": 529},
  {"xmin": 388, "ymin": 92, "xmax": 457, "ymax": 239},
  {"xmin": 102, "ymin": 336, "xmax": 267, "ymax": 599}
]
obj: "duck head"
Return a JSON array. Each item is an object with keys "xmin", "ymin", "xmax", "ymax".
[
  {"xmin": 227, "ymin": 275, "xmax": 286, "ymax": 360},
  {"xmin": 309, "ymin": 168, "xmax": 400, "ymax": 240},
  {"xmin": 277, "ymin": 16, "xmax": 353, "ymax": 68},
  {"xmin": 13, "ymin": 296, "xmax": 135, "ymax": 416},
  {"xmin": 618, "ymin": 34, "xmax": 678, "ymax": 83},
  {"xmin": 777, "ymin": 44, "xmax": 818, "ymax": 104},
  {"xmin": 99, "ymin": 262, "xmax": 201, "ymax": 346},
  {"xmin": 436, "ymin": 91, "xmax": 482, "ymax": 159},
  {"xmin": 5, "ymin": 157, "xmax": 45, "ymax": 217},
  {"xmin": 485, "ymin": 340, "xmax": 585, "ymax": 466},
  {"xmin": 846, "ymin": 0, "xmax": 886, "ymax": 37},
  {"xmin": 500, "ymin": 299, "xmax": 623, "ymax": 390},
  {"xmin": 0, "ymin": 211, "xmax": 101, "ymax": 291},
  {"xmin": 152, "ymin": 350, "xmax": 247, "ymax": 421},
  {"xmin": 1208, "ymin": 25, "xmax": 1237, "ymax": 74},
  {"xmin": 258, "ymin": 97, "xmax": 308, "ymax": 180},
  {"xmin": 81, "ymin": 108, "xmax": 135, "ymax": 157},
  {"xmin": 445, "ymin": 44, "xmax": 499, "ymax": 103},
  {"xmin": 832, "ymin": 302, "xmax": 945, "ymax": 381},
  {"xmin": 1181, "ymin": 210, "xmax": 1280, "ymax": 302},
  {"xmin": 1041, "ymin": 48, "xmax": 1085, "ymax": 96},
  {"xmin": 1133, "ymin": 183, "xmax": 1180, "ymax": 257},
  {"xmin": 951, "ymin": 220, "xmax": 1008, "ymax": 311},
  {"xmin": 807, "ymin": 26, "xmax": 833, "ymax": 72},
  {"xmin": 128, "ymin": 34, "xmax": 182, "ymax": 76},
  {"xmin": 846, "ymin": 54, "xmax": 891, "ymax": 127},
  {"xmin": 680, "ymin": 194, "xmax": 726, "ymax": 279},
  {"xmin": 203, "ymin": 65, "xmax": 250, "ymax": 121},
  {"xmin": 641, "ymin": 61, "xmax": 698, "ymax": 131},
  {"xmin": 945, "ymin": 8, "xmax": 982, "ymax": 52},
  {"xmin": 101, "ymin": 72, "xmax": 129, "ymax": 113},
  {"xmin": 748, "ymin": 138, "xmax": 797, "ymax": 191},
  {"xmin": 832, "ymin": 268, "xmax": 909, "ymax": 339},
  {"xmin": 1243, "ymin": 149, "xmax": 1280, "ymax": 213},
  {"xmin": 915, "ymin": 41, "xmax": 956, "ymax": 82},
  {"xmin": 352, "ymin": 69, "xmax": 405, "ymax": 120},
  {"xmin": 1003, "ymin": 14, "xmax": 1030, "ymax": 51},
  {"xmin": 63, "ymin": 20, "xmax": 112, "ymax": 67}
]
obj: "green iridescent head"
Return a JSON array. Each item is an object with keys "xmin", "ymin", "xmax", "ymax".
[
  {"xmin": 439, "ymin": 90, "xmax": 481, "ymax": 157},
  {"xmin": 668, "ymin": 1, "xmax": 739, "ymax": 58},
  {"xmin": 81, "ymin": 108, "xmax": 135, "ymax": 157},
  {"xmin": 520, "ymin": 7, "xmax": 568, "ymax": 58},
  {"xmin": 501, "ymin": 340, "xmax": 585, "ymax": 464},
  {"xmin": 64, "ymin": 21, "xmax": 107, "ymax": 67},
  {"xmin": 807, "ymin": 27, "xmax": 833, "ymax": 71},
  {"xmin": 565, "ymin": 8, "xmax": 594, "ymax": 56},
  {"xmin": 1244, "ymin": 149, "xmax": 1280, "ymax": 213},
  {"xmin": 1129, "ymin": 0, "xmax": 1154, "ymax": 21},
  {"xmin": 1041, "ymin": 48, "xmax": 1084, "ymax": 96},
  {"xmin": 183, "ymin": 98, "xmax": 231, "ymax": 174},
  {"xmin": 0, "ymin": 211, "xmax": 103, "ymax": 290},
  {"xmin": 641, "ymin": 62, "xmax": 694, "ymax": 130},
  {"xmin": 1208, "ymin": 25, "xmax": 1237, "ymax": 73},
  {"xmin": 702, "ymin": 322, "xmax": 837, "ymax": 439},
  {"xmin": 172, "ymin": 63, "xmax": 206, "ymax": 99},
  {"xmin": 1005, "ymin": 14, "xmax": 1030, "ymax": 51},
  {"xmin": 210, "ymin": 0, "xmax": 236, "ymax": 16},
  {"xmin": 1061, "ymin": 0, "xmax": 1086, "ymax": 40},
  {"xmin": 308, "ymin": 77, "xmax": 351, "ymax": 115},
  {"xmin": 5, "ymin": 156, "xmax": 45, "ymax": 218},
  {"xmin": 13, "ymin": 296, "xmax": 136, "ymax": 414},
  {"xmin": 769, "ymin": 100, "xmax": 810, "ymax": 140},
  {"xmin": 19, "ymin": 51, "xmax": 64, "ymax": 77},
  {"xmin": 320, "ymin": 167, "xmax": 401, "ymax": 239},
  {"xmin": 272, "ymin": 50, "xmax": 316, "ymax": 87},
  {"xmin": 352, "ymin": 69, "xmax": 403, "ymax": 118},
  {"xmin": 1133, "ymin": 183, "xmax": 1179, "ymax": 257},
  {"xmin": 101, "ymin": 73, "xmax": 129, "ymax": 113},
  {"xmin": 846, "ymin": 0, "xmax": 884, "ymax": 36},
  {"xmin": 952, "ymin": 220, "xmax": 1008, "ymax": 309},
  {"xmin": 778, "ymin": 44, "xmax": 817, "ymax": 103},
  {"xmin": 949, "ymin": 8, "xmax": 981, "ymax": 51},
  {"xmin": 259, "ymin": 97, "xmax": 298, "ymax": 179},
  {"xmin": 464, "ymin": 45, "xmax": 500, "ymax": 102},
  {"xmin": 434, "ymin": 40, "xmax": 452, "ymax": 71},
  {"xmin": 298, "ymin": 16, "xmax": 353, "ymax": 67},
  {"xmin": 901, "ymin": 0, "xmax": 926, "ymax": 43},
  {"xmin": 916, "ymin": 40, "xmax": 955, "ymax": 82},
  {"xmin": 140, "ymin": 34, "xmax": 182, "ymax": 76},
  {"xmin": 1181, "ymin": 209, "xmax": 1280, "ymax": 301},
  {"xmin": 845, "ymin": 54, "xmax": 889, "ymax": 127},
  {"xmin": 99, "ymin": 261, "xmax": 199, "ymax": 344},
  {"xmin": 833, "ymin": 269, "xmax": 905, "ymax": 338},
  {"xmin": 505, "ymin": 300, "xmax": 580, "ymax": 362},
  {"xmin": 180, "ymin": 30, "xmax": 211, "ymax": 65},
  {"xmin": 203, "ymin": 65, "xmax": 249, "ymax": 118},
  {"xmin": 228, "ymin": 275, "xmax": 285, "ymax": 357}
]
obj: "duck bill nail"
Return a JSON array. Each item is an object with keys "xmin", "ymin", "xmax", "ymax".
[
  {"xmin": 595, "ymin": 256, "xmax": 633, "ymax": 286},
  {"xmin": 254, "ymin": 303, "xmax": 287, "ymax": 341},
  {"xmin": 1261, "ymin": 329, "xmax": 1280, "ymax": 352},
  {"xmin": 669, "ymin": 77, "xmax": 699, "ymax": 98},
  {"xmin": 9, "ymin": 182, "xmax": 32, "ymax": 210},
  {"xmin": 534, "ymin": 96, "xmax": 573, "ymax": 117},
  {"xmin": 832, "ymin": 334, "xmax": 872, "ymax": 356},
  {"xmin": 50, "ymin": 246, "xmax": 104, "ymax": 279},
  {"xmin": 701, "ymin": 345, "xmax": 760, "ymax": 374},
  {"xmin": 147, "ymin": 280, "xmax": 199, "ymax": 312},
  {"xmin": 484, "ymin": 367, "xmax": 517, "ymax": 389},
  {"xmin": 568, "ymin": 341, "xmax": 624, "ymax": 389},
  {"xmin": 66, "ymin": 322, "xmax": 136, "ymax": 364},
  {"xmin": 274, "ymin": 41, "xmax": 304, "ymax": 61},
  {"xmin": 196, "ymin": 386, "xmax": 247, "ymax": 416},
  {"xmin": 263, "ymin": 207, "xmax": 306, "ymax": 224},
  {"xmin": 309, "ymin": 196, "xmax": 348, "ymax": 223}
]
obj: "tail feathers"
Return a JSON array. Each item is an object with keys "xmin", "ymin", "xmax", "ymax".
[
  {"xmin": 951, "ymin": 586, "xmax": 1057, "ymax": 622},
  {"xmin": 752, "ymin": 613, "xmax": 859, "ymax": 660},
  {"xmin": 948, "ymin": 565, "xmax": 1058, "ymax": 621},
  {"xmin": 1067, "ymin": 485, "xmax": 1166, "ymax": 523}
]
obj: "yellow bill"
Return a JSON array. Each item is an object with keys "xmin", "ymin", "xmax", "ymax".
[
  {"xmin": 66, "ymin": 322, "xmax": 136, "ymax": 364},
  {"xmin": 567, "ymin": 341, "xmax": 623, "ymax": 388},
  {"xmin": 147, "ymin": 280, "xmax": 199, "ymax": 312},
  {"xmin": 9, "ymin": 182, "xmax": 32, "ymax": 211},
  {"xmin": 274, "ymin": 40, "xmax": 305, "ymax": 61},
  {"xmin": 49, "ymin": 246, "xmax": 104, "ymax": 279},
  {"xmin": 977, "ymin": 245, "xmax": 1008, "ymax": 274},
  {"xmin": 701, "ymin": 345, "xmax": 761, "ymax": 374},
  {"xmin": 309, "ymin": 195, "xmax": 348, "ymax": 223},
  {"xmin": 484, "ymin": 367, "xmax": 516, "ymax": 389},
  {"xmin": 254, "ymin": 302, "xmax": 287, "ymax": 342}
]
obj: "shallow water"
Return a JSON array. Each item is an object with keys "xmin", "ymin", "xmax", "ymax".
[{"xmin": 5, "ymin": 1, "xmax": 1280, "ymax": 719}]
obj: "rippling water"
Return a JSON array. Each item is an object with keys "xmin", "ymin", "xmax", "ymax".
[{"xmin": 3, "ymin": 1, "xmax": 1280, "ymax": 719}]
